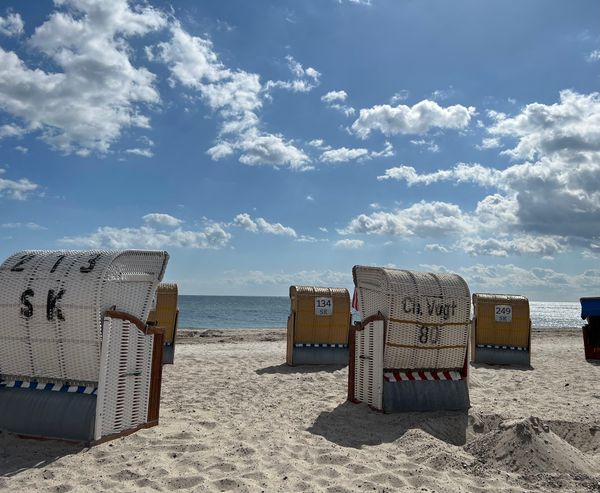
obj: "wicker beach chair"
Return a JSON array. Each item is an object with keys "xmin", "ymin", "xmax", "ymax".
[
  {"xmin": 471, "ymin": 293, "xmax": 531, "ymax": 366},
  {"xmin": 348, "ymin": 266, "xmax": 471, "ymax": 412},
  {"xmin": 0, "ymin": 250, "xmax": 169, "ymax": 443},
  {"xmin": 580, "ymin": 297, "xmax": 600, "ymax": 361},
  {"xmin": 286, "ymin": 286, "xmax": 351, "ymax": 366},
  {"xmin": 147, "ymin": 283, "xmax": 179, "ymax": 365}
]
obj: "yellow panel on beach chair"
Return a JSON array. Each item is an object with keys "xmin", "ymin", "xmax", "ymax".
[
  {"xmin": 286, "ymin": 286, "xmax": 351, "ymax": 366},
  {"xmin": 147, "ymin": 283, "xmax": 179, "ymax": 365},
  {"xmin": 471, "ymin": 293, "xmax": 531, "ymax": 366}
]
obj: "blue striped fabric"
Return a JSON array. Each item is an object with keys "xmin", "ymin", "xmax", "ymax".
[
  {"xmin": 476, "ymin": 344, "xmax": 528, "ymax": 352},
  {"xmin": 294, "ymin": 343, "xmax": 348, "ymax": 348},
  {"xmin": 0, "ymin": 379, "xmax": 97, "ymax": 394}
]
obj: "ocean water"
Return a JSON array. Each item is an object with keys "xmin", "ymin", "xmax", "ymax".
[{"xmin": 177, "ymin": 296, "xmax": 583, "ymax": 330}]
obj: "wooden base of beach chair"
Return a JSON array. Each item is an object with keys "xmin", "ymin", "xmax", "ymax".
[
  {"xmin": 472, "ymin": 346, "xmax": 531, "ymax": 367},
  {"xmin": 382, "ymin": 378, "xmax": 470, "ymax": 413},
  {"xmin": 290, "ymin": 345, "xmax": 348, "ymax": 366}
]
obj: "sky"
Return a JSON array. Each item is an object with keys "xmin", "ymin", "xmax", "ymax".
[{"xmin": 0, "ymin": 0, "xmax": 599, "ymax": 300}]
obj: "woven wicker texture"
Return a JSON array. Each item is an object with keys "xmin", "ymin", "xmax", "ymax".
[
  {"xmin": 289, "ymin": 286, "xmax": 350, "ymax": 345},
  {"xmin": 353, "ymin": 266, "xmax": 470, "ymax": 371},
  {"xmin": 0, "ymin": 250, "xmax": 168, "ymax": 384},
  {"xmin": 354, "ymin": 320, "xmax": 384, "ymax": 410},
  {"xmin": 472, "ymin": 293, "xmax": 530, "ymax": 348},
  {"xmin": 147, "ymin": 283, "xmax": 178, "ymax": 344},
  {"xmin": 95, "ymin": 315, "xmax": 153, "ymax": 440}
]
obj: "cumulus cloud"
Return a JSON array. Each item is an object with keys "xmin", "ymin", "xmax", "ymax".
[
  {"xmin": 233, "ymin": 213, "xmax": 297, "ymax": 237},
  {"xmin": 142, "ymin": 213, "xmax": 183, "ymax": 227},
  {"xmin": 366, "ymin": 90, "xmax": 600, "ymax": 256},
  {"xmin": 0, "ymin": 12, "xmax": 24, "ymax": 37},
  {"xmin": 62, "ymin": 222, "xmax": 231, "ymax": 249},
  {"xmin": 461, "ymin": 235, "xmax": 565, "ymax": 257},
  {"xmin": 153, "ymin": 23, "xmax": 310, "ymax": 169},
  {"xmin": 320, "ymin": 141, "xmax": 393, "ymax": 163},
  {"xmin": 425, "ymin": 243, "xmax": 450, "ymax": 253},
  {"xmin": 351, "ymin": 99, "xmax": 476, "ymax": 138},
  {"xmin": 0, "ymin": 0, "xmax": 166, "ymax": 155},
  {"xmin": 0, "ymin": 168, "xmax": 39, "ymax": 200},
  {"xmin": 339, "ymin": 200, "xmax": 473, "ymax": 237},
  {"xmin": 265, "ymin": 55, "xmax": 321, "ymax": 93},
  {"xmin": 424, "ymin": 263, "xmax": 600, "ymax": 300},
  {"xmin": 335, "ymin": 239, "xmax": 364, "ymax": 249},
  {"xmin": 321, "ymin": 90, "xmax": 355, "ymax": 116},
  {"xmin": 377, "ymin": 162, "xmax": 501, "ymax": 187}
]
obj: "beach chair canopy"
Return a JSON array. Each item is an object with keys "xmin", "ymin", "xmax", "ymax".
[
  {"xmin": 353, "ymin": 265, "xmax": 471, "ymax": 371},
  {"xmin": 0, "ymin": 250, "xmax": 168, "ymax": 385},
  {"xmin": 580, "ymin": 297, "xmax": 600, "ymax": 320}
]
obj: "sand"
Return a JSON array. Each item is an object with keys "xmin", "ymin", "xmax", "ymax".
[{"xmin": 1, "ymin": 328, "xmax": 599, "ymax": 492}]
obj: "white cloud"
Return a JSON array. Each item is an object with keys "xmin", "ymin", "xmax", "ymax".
[
  {"xmin": 424, "ymin": 263, "xmax": 600, "ymax": 296},
  {"xmin": 62, "ymin": 222, "xmax": 231, "ymax": 250},
  {"xmin": 377, "ymin": 162, "xmax": 501, "ymax": 187},
  {"xmin": 15, "ymin": 146, "xmax": 27, "ymax": 154},
  {"xmin": 335, "ymin": 239, "xmax": 364, "ymax": 249},
  {"xmin": 320, "ymin": 141, "xmax": 394, "ymax": 163},
  {"xmin": 390, "ymin": 90, "xmax": 409, "ymax": 104},
  {"xmin": 0, "ymin": 123, "xmax": 27, "ymax": 139},
  {"xmin": 588, "ymin": 50, "xmax": 600, "ymax": 62},
  {"xmin": 320, "ymin": 146, "xmax": 370, "ymax": 163},
  {"xmin": 339, "ymin": 200, "xmax": 473, "ymax": 238},
  {"xmin": 0, "ymin": 0, "xmax": 166, "ymax": 155},
  {"xmin": 461, "ymin": 235, "xmax": 565, "ymax": 257},
  {"xmin": 306, "ymin": 194, "xmax": 314, "ymax": 201},
  {"xmin": 0, "ymin": 168, "xmax": 39, "ymax": 200},
  {"xmin": 351, "ymin": 99, "xmax": 476, "ymax": 138},
  {"xmin": 425, "ymin": 243, "xmax": 450, "ymax": 253},
  {"xmin": 431, "ymin": 86, "xmax": 455, "ymax": 101},
  {"xmin": 233, "ymin": 213, "xmax": 297, "ymax": 237},
  {"xmin": 318, "ymin": 226, "xmax": 328, "ymax": 233},
  {"xmin": 265, "ymin": 55, "xmax": 321, "ymax": 93},
  {"xmin": 476, "ymin": 137, "xmax": 501, "ymax": 150},
  {"xmin": 321, "ymin": 90, "xmax": 355, "ymax": 116},
  {"xmin": 0, "ymin": 12, "xmax": 24, "ymax": 37},
  {"xmin": 126, "ymin": 147, "xmax": 154, "ymax": 157},
  {"xmin": 153, "ymin": 23, "xmax": 309, "ymax": 169},
  {"xmin": 1, "ymin": 222, "xmax": 46, "ymax": 231},
  {"xmin": 142, "ymin": 213, "xmax": 183, "ymax": 227},
  {"xmin": 410, "ymin": 138, "xmax": 439, "ymax": 153}
]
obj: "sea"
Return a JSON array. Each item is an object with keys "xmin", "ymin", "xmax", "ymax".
[{"xmin": 177, "ymin": 296, "xmax": 583, "ymax": 330}]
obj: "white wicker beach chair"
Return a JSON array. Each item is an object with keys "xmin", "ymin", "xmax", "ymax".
[
  {"xmin": 0, "ymin": 250, "xmax": 169, "ymax": 443},
  {"xmin": 349, "ymin": 266, "xmax": 471, "ymax": 412}
]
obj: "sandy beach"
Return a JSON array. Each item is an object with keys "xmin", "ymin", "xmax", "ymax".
[{"xmin": 1, "ymin": 328, "xmax": 599, "ymax": 492}]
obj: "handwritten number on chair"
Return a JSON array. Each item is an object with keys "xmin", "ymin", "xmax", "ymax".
[
  {"xmin": 80, "ymin": 254, "xmax": 101, "ymax": 273},
  {"xmin": 11, "ymin": 254, "xmax": 36, "ymax": 272},
  {"xmin": 20, "ymin": 289, "xmax": 34, "ymax": 319},
  {"xmin": 418, "ymin": 326, "xmax": 440, "ymax": 344}
]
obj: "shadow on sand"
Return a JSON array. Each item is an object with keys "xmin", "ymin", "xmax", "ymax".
[
  {"xmin": 0, "ymin": 432, "xmax": 85, "ymax": 477},
  {"xmin": 307, "ymin": 401, "xmax": 468, "ymax": 448},
  {"xmin": 256, "ymin": 363, "xmax": 346, "ymax": 375}
]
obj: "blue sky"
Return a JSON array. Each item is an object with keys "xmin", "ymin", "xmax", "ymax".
[{"xmin": 1, "ymin": 0, "xmax": 599, "ymax": 300}]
